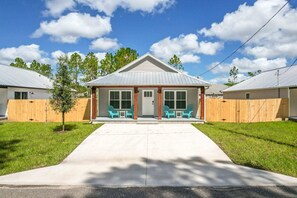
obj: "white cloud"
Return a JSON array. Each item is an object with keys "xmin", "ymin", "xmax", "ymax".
[
  {"xmin": 0, "ymin": 44, "xmax": 50, "ymax": 65},
  {"xmin": 94, "ymin": 52, "xmax": 106, "ymax": 62},
  {"xmin": 32, "ymin": 13, "xmax": 111, "ymax": 43},
  {"xmin": 150, "ymin": 33, "xmax": 222, "ymax": 63},
  {"xmin": 180, "ymin": 54, "xmax": 200, "ymax": 64},
  {"xmin": 208, "ymin": 57, "xmax": 287, "ymax": 81},
  {"xmin": 210, "ymin": 57, "xmax": 287, "ymax": 74},
  {"xmin": 209, "ymin": 73, "xmax": 248, "ymax": 84},
  {"xmin": 90, "ymin": 37, "xmax": 120, "ymax": 51},
  {"xmin": 43, "ymin": 0, "xmax": 76, "ymax": 17},
  {"xmin": 51, "ymin": 50, "xmax": 106, "ymax": 63},
  {"xmin": 44, "ymin": 0, "xmax": 174, "ymax": 17},
  {"xmin": 199, "ymin": 0, "xmax": 297, "ymax": 59}
]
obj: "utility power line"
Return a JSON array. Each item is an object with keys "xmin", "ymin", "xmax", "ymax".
[{"xmin": 198, "ymin": 0, "xmax": 290, "ymax": 77}]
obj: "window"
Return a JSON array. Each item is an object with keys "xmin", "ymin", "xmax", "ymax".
[
  {"xmin": 245, "ymin": 93, "xmax": 250, "ymax": 99},
  {"xmin": 109, "ymin": 91, "xmax": 120, "ymax": 109},
  {"xmin": 144, "ymin": 91, "xmax": 152, "ymax": 97},
  {"xmin": 164, "ymin": 91, "xmax": 175, "ymax": 109},
  {"xmin": 14, "ymin": 92, "xmax": 28, "ymax": 100},
  {"xmin": 121, "ymin": 91, "xmax": 131, "ymax": 109},
  {"xmin": 109, "ymin": 90, "xmax": 132, "ymax": 109},
  {"xmin": 176, "ymin": 91, "xmax": 186, "ymax": 109},
  {"xmin": 164, "ymin": 90, "xmax": 187, "ymax": 109}
]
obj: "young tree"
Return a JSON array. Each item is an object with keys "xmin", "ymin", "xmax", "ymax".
[
  {"xmin": 225, "ymin": 66, "xmax": 239, "ymax": 87},
  {"xmin": 10, "ymin": 57, "xmax": 27, "ymax": 69},
  {"xmin": 248, "ymin": 70, "xmax": 261, "ymax": 77},
  {"xmin": 168, "ymin": 54, "xmax": 184, "ymax": 70},
  {"xmin": 50, "ymin": 56, "xmax": 76, "ymax": 132},
  {"xmin": 68, "ymin": 52, "xmax": 83, "ymax": 84},
  {"xmin": 114, "ymin": 48, "xmax": 138, "ymax": 69},
  {"xmin": 82, "ymin": 52, "xmax": 99, "ymax": 82}
]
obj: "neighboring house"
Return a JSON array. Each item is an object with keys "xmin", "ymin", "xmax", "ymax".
[
  {"xmin": 0, "ymin": 65, "xmax": 52, "ymax": 117},
  {"xmin": 206, "ymin": 84, "xmax": 228, "ymax": 98},
  {"xmin": 223, "ymin": 65, "xmax": 297, "ymax": 117},
  {"xmin": 86, "ymin": 54, "xmax": 209, "ymax": 120}
]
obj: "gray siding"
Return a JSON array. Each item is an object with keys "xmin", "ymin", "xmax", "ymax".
[
  {"xmin": 224, "ymin": 88, "xmax": 289, "ymax": 99},
  {"xmin": 162, "ymin": 88, "xmax": 199, "ymax": 118},
  {"xmin": 120, "ymin": 56, "xmax": 176, "ymax": 73},
  {"xmin": 98, "ymin": 88, "xmax": 134, "ymax": 117},
  {"xmin": 290, "ymin": 88, "xmax": 297, "ymax": 116},
  {"xmin": 98, "ymin": 87, "xmax": 200, "ymax": 118}
]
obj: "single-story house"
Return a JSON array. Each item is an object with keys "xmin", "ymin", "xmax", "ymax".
[
  {"xmin": 206, "ymin": 84, "xmax": 228, "ymax": 98},
  {"xmin": 0, "ymin": 65, "xmax": 52, "ymax": 117},
  {"xmin": 86, "ymin": 54, "xmax": 210, "ymax": 121},
  {"xmin": 223, "ymin": 65, "xmax": 297, "ymax": 117}
]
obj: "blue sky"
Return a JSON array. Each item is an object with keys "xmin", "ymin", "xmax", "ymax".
[{"xmin": 0, "ymin": 0, "xmax": 296, "ymax": 83}]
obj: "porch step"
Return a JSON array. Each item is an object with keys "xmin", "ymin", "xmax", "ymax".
[{"xmin": 289, "ymin": 116, "xmax": 297, "ymax": 122}]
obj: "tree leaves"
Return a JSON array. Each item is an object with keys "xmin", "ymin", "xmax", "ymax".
[{"xmin": 168, "ymin": 54, "xmax": 184, "ymax": 70}]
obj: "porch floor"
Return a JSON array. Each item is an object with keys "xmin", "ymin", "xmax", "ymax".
[
  {"xmin": 93, "ymin": 117, "xmax": 204, "ymax": 124},
  {"xmin": 0, "ymin": 116, "xmax": 7, "ymax": 121}
]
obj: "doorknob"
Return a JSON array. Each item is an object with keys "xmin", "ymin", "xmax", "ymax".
[{"xmin": 152, "ymin": 101, "xmax": 154, "ymax": 105}]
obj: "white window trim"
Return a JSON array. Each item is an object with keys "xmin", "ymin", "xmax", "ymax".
[
  {"xmin": 108, "ymin": 90, "xmax": 133, "ymax": 110},
  {"xmin": 163, "ymin": 90, "xmax": 187, "ymax": 110},
  {"xmin": 14, "ymin": 91, "xmax": 28, "ymax": 100}
]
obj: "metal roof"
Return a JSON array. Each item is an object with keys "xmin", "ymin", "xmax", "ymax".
[
  {"xmin": 224, "ymin": 65, "xmax": 297, "ymax": 92},
  {"xmin": 206, "ymin": 84, "xmax": 228, "ymax": 95},
  {"xmin": 0, "ymin": 64, "xmax": 52, "ymax": 89},
  {"xmin": 87, "ymin": 54, "xmax": 209, "ymax": 87}
]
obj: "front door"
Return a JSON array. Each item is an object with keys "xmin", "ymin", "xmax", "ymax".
[{"xmin": 142, "ymin": 90, "xmax": 154, "ymax": 116}]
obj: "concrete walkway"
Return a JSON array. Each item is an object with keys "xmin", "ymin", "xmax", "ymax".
[{"xmin": 0, "ymin": 124, "xmax": 297, "ymax": 187}]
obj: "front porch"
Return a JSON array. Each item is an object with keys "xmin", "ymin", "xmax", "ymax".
[
  {"xmin": 92, "ymin": 116, "xmax": 204, "ymax": 123},
  {"xmin": 90, "ymin": 86, "xmax": 206, "ymax": 123}
]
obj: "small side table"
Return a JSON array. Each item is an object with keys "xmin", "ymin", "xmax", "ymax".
[
  {"xmin": 176, "ymin": 111, "xmax": 182, "ymax": 118},
  {"xmin": 119, "ymin": 111, "xmax": 126, "ymax": 118}
]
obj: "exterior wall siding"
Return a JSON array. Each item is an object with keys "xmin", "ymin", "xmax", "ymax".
[
  {"xmin": 290, "ymin": 88, "xmax": 297, "ymax": 117},
  {"xmin": 0, "ymin": 88, "xmax": 8, "ymax": 116},
  {"xmin": 0, "ymin": 87, "xmax": 51, "ymax": 116},
  {"xmin": 98, "ymin": 88, "xmax": 134, "ymax": 117},
  {"xmin": 7, "ymin": 87, "xmax": 51, "ymax": 99},
  {"xmin": 223, "ymin": 88, "xmax": 289, "ymax": 99},
  {"xmin": 98, "ymin": 87, "xmax": 199, "ymax": 118}
]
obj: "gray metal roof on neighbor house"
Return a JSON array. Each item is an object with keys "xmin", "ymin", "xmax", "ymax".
[
  {"xmin": 224, "ymin": 65, "xmax": 297, "ymax": 92},
  {"xmin": 0, "ymin": 64, "xmax": 52, "ymax": 89},
  {"xmin": 87, "ymin": 54, "xmax": 210, "ymax": 87},
  {"xmin": 206, "ymin": 84, "xmax": 228, "ymax": 95}
]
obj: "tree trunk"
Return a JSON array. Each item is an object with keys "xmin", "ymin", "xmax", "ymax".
[{"xmin": 62, "ymin": 112, "xmax": 65, "ymax": 131}]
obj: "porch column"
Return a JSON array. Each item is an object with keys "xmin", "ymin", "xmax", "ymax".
[
  {"xmin": 91, "ymin": 87, "xmax": 97, "ymax": 120},
  {"xmin": 134, "ymin": 87, "xmax": 139, "ymax": 120},
  {"xmin": 200, "ymin": 87, "xmax": 205, "ymax": 120},
  {"xmin": 158, "ymin": 87, "xmax": 162, "ymax": 120}
]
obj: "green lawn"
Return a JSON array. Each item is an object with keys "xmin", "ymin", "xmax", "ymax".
[
  {"xmin": 193, "ymin": 121, "xmax": 297, "ymax": 177},
  {"xmin": 0, "ymin": 122, "xmax": 101, "ymax": 176}
]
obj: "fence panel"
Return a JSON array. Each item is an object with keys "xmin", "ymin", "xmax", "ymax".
[
  {"xmin": 206, "ymin": 98, "xmax": 289, "ymax": 123},
  {"xmin": 7, "ymin": 99, "xmax": 90, "ymax": 122}
]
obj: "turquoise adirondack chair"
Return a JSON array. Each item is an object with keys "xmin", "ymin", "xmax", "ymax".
[
  {"xmin": 108, "ymin": 105, "xmax": 119, "ymax": 118},
  {"xmin": 182, "ymin": 105, "xmax": 193, "ymax": 118},
  {"xmin": 163, "ymin": 105, "xmax": 175, "ymax": 118},
  {"xmin": 126, "ymin": 105, "xmax": 134, "ymax": 118}
]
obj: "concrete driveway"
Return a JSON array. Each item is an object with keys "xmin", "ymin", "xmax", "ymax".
[{"xmin": 0, "ymin": 123, "xmax": 297, "ymax": 187}]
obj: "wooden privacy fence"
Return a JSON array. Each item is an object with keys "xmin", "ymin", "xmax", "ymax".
[
  {"xmin": 206, "ymin": 98, "xmax": 289, "ymax": 123},
  {"xmin": 8, "ymin": 99, "xmax": 90, "ymax": 122}
]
